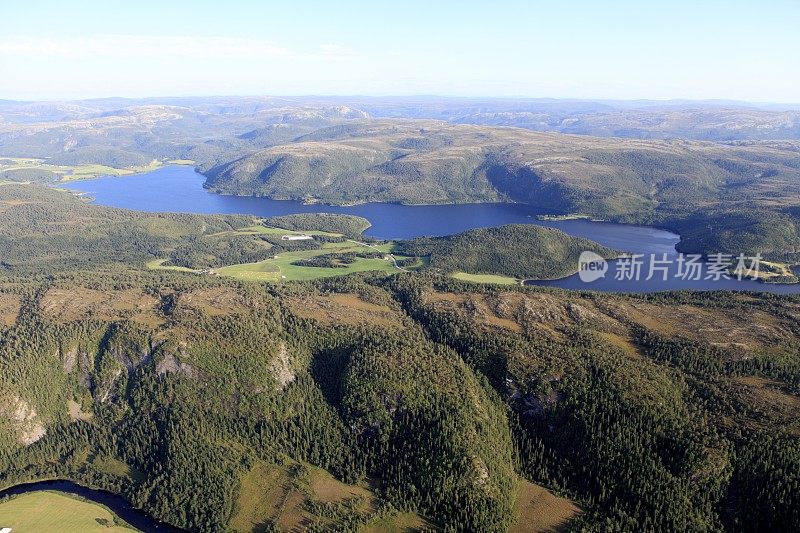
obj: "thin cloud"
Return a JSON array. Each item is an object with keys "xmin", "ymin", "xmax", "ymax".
[
  {"xmin": 0, "ymin": 35, "xmax": 292, "ymax": 59},
  {"xmin": 318, "ymin": 43, "xmax": 355, "ymax": 58}
]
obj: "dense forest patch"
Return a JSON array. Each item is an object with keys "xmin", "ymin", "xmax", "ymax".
[
  {"xmin": 263, "ymin": 213, "xmax": 371, "ymax": 236},
  {"xmin": 396, "ymin": 224, "xmax": 617, "ymax": 280}
]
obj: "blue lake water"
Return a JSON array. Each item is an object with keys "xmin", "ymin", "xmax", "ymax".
[{"xmin": 62, "ymin": 165, "xmax": 800, "ymax": 294}]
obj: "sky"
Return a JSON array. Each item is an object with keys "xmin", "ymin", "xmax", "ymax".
[{"xmin": 0, "ymin": 0, "xmax": 798, "ymax": 102}]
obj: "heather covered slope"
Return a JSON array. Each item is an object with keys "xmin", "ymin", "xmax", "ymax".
[
  {"xmin": 205, "ymin": 119, "xmax": 800, "ymax": 216},
  {"xmin": 205, "ymin": 119, "xmax": 800, "ymax": 257}
]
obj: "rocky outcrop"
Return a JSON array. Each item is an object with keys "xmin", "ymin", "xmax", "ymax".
[
  {"xmin": 267, "ymin": 343, "xmax": 295, "ymax": 391},
  {"xmin": 1, "ymin": 394, "xmax": 46, "ymax": 445},
  {"xmin": 155, "ymin": 352, "xmax": 199, "ymax": 379}
]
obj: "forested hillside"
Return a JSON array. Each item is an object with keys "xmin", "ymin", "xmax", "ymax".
[
  {"xmin": 204, "ymin": 120, "xmax": 800, "ymax": 258},
  {"xmin": 263, "ymin": 213, "xmax": 372, "ymax": 236},
  {"xmin": 0, "ymin": 185, "xmax": 375, "ymax": 275},
  {"xmin": 2, "ymin": 270, "xmax": 799, "ymax": 531},
  {"xmin": 395, "ymin": 225, "xmax": 617, "ymax": 280},
  {"xmin": 0, "ymin": 182, "xmax": 799, "ymax": 532}
]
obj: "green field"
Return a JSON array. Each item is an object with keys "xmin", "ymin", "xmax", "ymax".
[
  {"xmin": 144, "ymin": 259, "xmax": 199, "ymax": 272},
  {"xmin": 146, "ymin": 236, "xmax": 420, "ymax": 282},
  {"xmin": 208, "ymin": 224, "xmax": 344, "ymax": 238},
  {"xmin": 0, "ymin": 156, "xmax": 163, "ymax": 182},
  {"xmin": 229, "ymin": 459, "xmax": 433, "ymax": 532},
  {"xmin": 215, "ymin": 240, "xmax": 417, "ymax": 282},
  {"xmin": 0, "ymin": 491, "xmax": 137, "ymax": 532},
  {"xmin": 451, "ymin": 271, "xmax": 521, "ymax": 285}
]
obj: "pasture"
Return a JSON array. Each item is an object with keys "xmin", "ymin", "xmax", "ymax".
[
  {"xmin": 451, "ymin": 271, "xmax": 520, "ymax": 285},
  {"xmin": 0, "ymin": 491, "xmax": 137, "ymax": 532}
]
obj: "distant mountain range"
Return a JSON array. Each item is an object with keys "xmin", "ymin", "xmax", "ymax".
[{"xmin": 2, "ymin": 95, "xmax": 800, "ymax": 138}]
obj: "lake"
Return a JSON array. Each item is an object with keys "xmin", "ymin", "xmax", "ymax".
[
  {"xmin": 62, "ymin": 165, "xmax": 800, "ymax": 294},
  {"xmin": 0, "ymin": 480, "xmax": 184, "ymax": 532}
]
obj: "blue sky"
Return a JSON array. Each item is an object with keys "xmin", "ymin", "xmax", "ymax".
[{"xmin": 0, "ymin": 0, "xmax": 798, "ymax": 102}]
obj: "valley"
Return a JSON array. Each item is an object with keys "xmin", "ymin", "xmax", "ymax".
[{"xmin": 60, "ymin": 166, "xmax": 800, "ymax": 291}]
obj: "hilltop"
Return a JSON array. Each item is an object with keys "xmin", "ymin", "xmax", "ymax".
[
  {"xmin": 396, "ymin": 224, "xmax": 618, "ymax": 281},
  {"xmin": 205, "ymin": 119, "xmax": 800, "ymax": 258}
]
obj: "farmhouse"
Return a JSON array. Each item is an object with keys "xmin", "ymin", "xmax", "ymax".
[{"xmin": 281, "ymin": 234, "xmax": 313, "ymax": 241}]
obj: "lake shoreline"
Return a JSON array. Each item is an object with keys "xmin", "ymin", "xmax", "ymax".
[{"xmin": 59, "ymin": 165, "xmax": 800, "ymax": 294}]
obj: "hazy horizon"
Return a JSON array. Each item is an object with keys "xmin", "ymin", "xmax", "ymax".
[{"xmin": 3, "ymin": 94, "xmax": 800, "ymax": 108}]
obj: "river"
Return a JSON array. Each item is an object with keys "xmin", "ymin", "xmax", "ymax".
[{"xmin": 0, "ymin": 479, "xmax": 183, "ymax": 532}]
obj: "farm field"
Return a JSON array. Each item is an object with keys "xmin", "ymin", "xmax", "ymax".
[
  {"xmin": 147, "ymin": 239, "xmax": 419, "ymax": 281},
  {"xmin": 0, "ymin": 156, "xmax": 162, "ymax": 182},
  {"xmin": 451, "ymin": 271, "xmax": 520, "ymax": 285},
  {"xmin": 143, "ymin": 220, "xmax": 423, "ymax": 282},
  {"xmin": 214, "ymin": 240, "xmax": 419, "ymax": 281},
  {"xmin": 0, "ymin": 491, "xmax": 137, "ymax": 532}
]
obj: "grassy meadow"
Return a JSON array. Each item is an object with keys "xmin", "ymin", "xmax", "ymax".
[
  {"xmin": 0, "ymin": 491, "xmax": 137, "ymax": 532},
  {"xmin": 0, "ymin": 156, "xmax": 162, "ymax": 182},
  {"xmin": 145, "ymin": 225, "xmax": 421, "ymax": 282},
  {"xmin": 451, "ymin": 271, "xmax": 521, "ymax": 285},
  {"xmin": 214, "ymin": 241, "xmax": 418, "ymax": 282}
]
